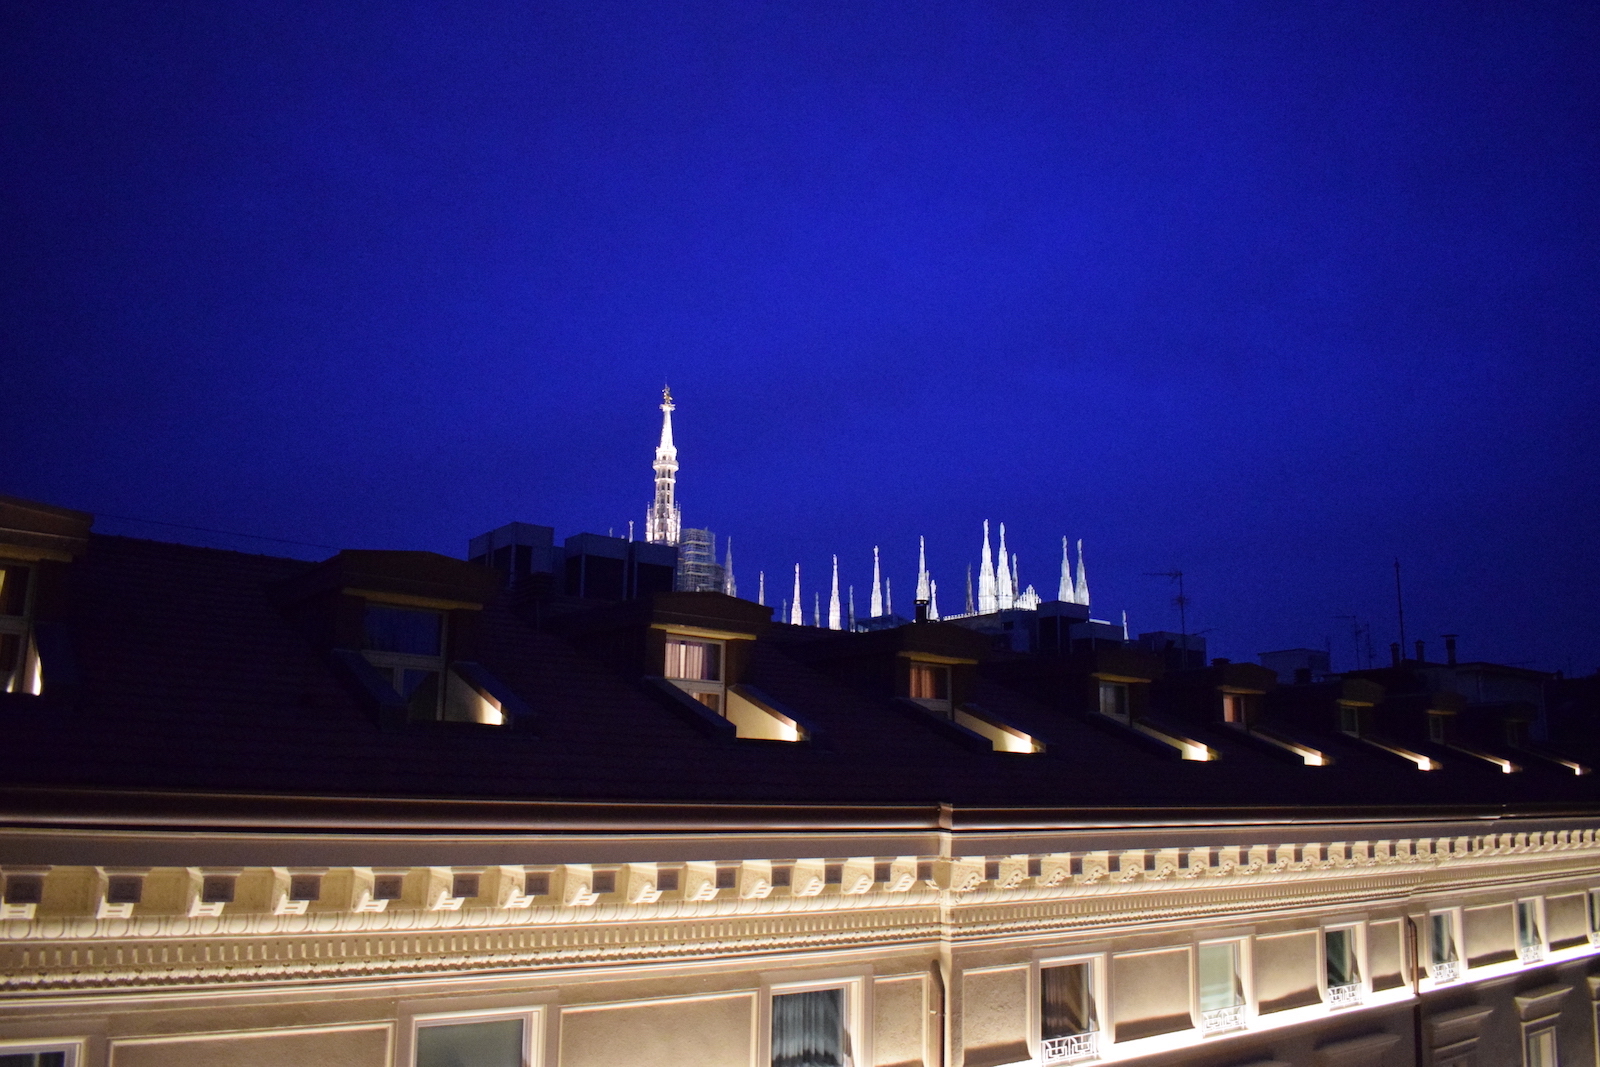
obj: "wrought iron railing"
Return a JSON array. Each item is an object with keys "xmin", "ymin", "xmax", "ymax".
[
  {"xmin": 1429, "ymin": 960, "xmax": 1460, "ymax": 983},
  {"xmin": 1326, "ymin": 982, "xmax": 1363, "ymax": 1008},
  {"xmin": 1040, "ymin": 1030, "xmax": 1098, "ymax": 1063},
  {"xmin": 1199, "ymin": 1003, "xmax": 1246, "ymax": 1033}
]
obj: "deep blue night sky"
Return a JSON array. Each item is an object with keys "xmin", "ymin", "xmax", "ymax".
[{"xmin": 5, "ymin": 2, "xmax": 1598, "ymax": 673}]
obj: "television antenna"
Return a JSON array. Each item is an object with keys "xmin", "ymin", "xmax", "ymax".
[{"xmin": 1145, "ymin": 570, "xmax": 1189, "ymax": 656}]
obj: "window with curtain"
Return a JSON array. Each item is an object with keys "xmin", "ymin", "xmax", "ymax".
[
  {"xmin": 1324, "ymin": 928, "xmax": 1361, "ymax": 989},
  {"xmin": 1197, "ymin": 942, "xmax": 1244, "ymax": 1012},
  {"xmin": 771, "ymin": 987, "xmax": 850, "ymax": 1067},
  {"xmin": 416, "ymin": 1017, "xmax": 523, "ymax": 1067},
  {"xmin": 1430, "ymin": 913, "xmax": 1458, "ymax": 966},
  {"xmin": 665, "ymin": 638, "xmax": 721, "ymax": 681},
  {"xmin": 1040, "ymin": 962, "xmax": 1096, "ymax": 1038},
  {"xmin": 1517, "ymin": 901, "xmax": 1543, "ymax": 950},
  {"xmin": 909, "ymin": 663, "xmax": 950, "ymax": 701}
]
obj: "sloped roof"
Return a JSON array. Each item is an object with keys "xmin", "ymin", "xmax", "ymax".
[{"xmin": 1, "ymin": 534, "xmax": 1595, "ymax": 821}]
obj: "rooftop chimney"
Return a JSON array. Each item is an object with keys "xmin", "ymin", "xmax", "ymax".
[
  {"xmin": 1415, "ymin": 639, "xmax": 1425, "ymax": 663},
  {"xmin": 1390, "ymin": 642, "xmax": 1401, "ymax": 667},
  {"xmin": 1443, "ymin": 634, "xmax": 1458, "ymax": 666},
  {"xmin": 914, "ymin": 599, "xmax": 929, "ymax": 624}
]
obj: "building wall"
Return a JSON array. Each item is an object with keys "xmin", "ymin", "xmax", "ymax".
[{"xmin": 3, "ymin": 821, "xmax": 1599, "ymax": 1066}]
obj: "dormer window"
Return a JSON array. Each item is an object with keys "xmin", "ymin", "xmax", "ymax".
[
  {"xmin": 362, "ymin": 604, "xmax": 445, "ymax": 719},
  {"xmin": 665, "ymin": 635, "xmax": 725, "ymax": 712},
  {"xmin": 908, "ymin": 662, "xmax": 952, "ymax": 715},
  {"xmin": 0, "ymin": 561, "xmax": 39, "ymax": 694},
  {"xmin": 1098, "ymin": 681, "xmax": 1129, "ymax": 723}
]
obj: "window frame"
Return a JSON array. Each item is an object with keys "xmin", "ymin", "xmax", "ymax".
[
  {"xmin": 1426, "ymin": 908, "xmax": 1463, "ymax": 985},
  {"xmin": 663, "ymin": 633, "xmax": 727, "ymax": 714},
  {"xmin": 1035, "ymin": 950, "xmax": 1106, "ymax": 1065},
  {"xmin": 1320, "ymin": 922, "xmax": 1367, "ymax": 1009},
  {"xmin": 0, "ymin": 558, "xmax": 40, "ymax": 695},
  {"xmin": 1193, "ymin": 937, "xmax": 1250, "ymax": 1036},
  {"xmin": 1524, "ymin": 1022, "xmax": 1559, "ymax": 1067},
  {"xmin": 0, "ymin": 1038, "xmax": 84, "ymax": 1066},
  {"xmin": 1097, "ymin": 681, "xmax": 1130, "ymax": 724},
  {"xmin": 361, "ymin": 602, "xmax": 449, "ymax": 720},
  {"xmin": 407, "ymin": 1006, "xmax": 544, "ymax": 1067},
  {"xmin": 763, "ymin": 975, "xmax": 866, "ymax": 1067},
  {"xmin": 906, "ymin": 658, "xmax": 954, "ymax": 716},
  {"xmin": 1516, "ymin": 897, "xmax": 1547, "ymax": 964},
  {"xmin": 1587, "ymin": 889, "xmax": 1600, "ymax": 945}
]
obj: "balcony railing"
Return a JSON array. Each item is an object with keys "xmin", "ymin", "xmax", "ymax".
[
  {"xmin": 1199, "ymin": 1003, "xmax": 1246, "ymax": 1034},
  {"xmin": 1520, "ymin": 944, "xmax": 1545, "ymax": 964},
  {"xmin": 1429, "ymin": 960, "xmax": 1460, "ymax": 983},
  {"xmin": 1326, "ymin": 983, "xmax": 1363, "ymax": 1008},
  {"xmin": 1041, "ymin": 1030, "xmax": 1099, "ymax": 1063}
]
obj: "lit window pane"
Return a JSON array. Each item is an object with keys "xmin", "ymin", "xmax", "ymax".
[
  {"xmin": 1198, "ymin": 943, "xmax": 1243, "ymax": 1011},
  {"xmin": 665, "ymin": 638, "xmax": 720, "ymax": 681},
  {"xmin": 363, "ymin": 606, "xmax": 442, "ymax": 655},
  {"xmin": 1526, "ymin": 1027, "xmax": 1557, "ymax": 1067},
  {"xmin": 772, "ymin": 988, "xmax": 846, "ymax": 1067},
  {"xmin": 416, "ymin": 1018, "xmax": 523, "ymax": 1067},
  {"xmin": 1430, "ymin": 913, "xmax": 1457, "ymax": 965},
  {"xmin": 910, "ymin": 664, "xmax": 949, "ymax": 700},
  {"xmin": 1325, "ymin": 929, "xmax": 1360, "ymax": 987},
  {"xmin": 1041, "ymin": 963, "xmax": 1096, "ymax": 1037}
]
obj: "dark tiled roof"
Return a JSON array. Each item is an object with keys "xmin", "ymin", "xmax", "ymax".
[{"xmin": 1, "ymin": 534, "xmax": 1596, "ymax": 818}]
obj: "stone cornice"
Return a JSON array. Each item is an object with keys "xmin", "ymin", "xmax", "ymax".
[{"xmin": 1, "ymin": 826, "xmax": 1595, "ymax": 996}]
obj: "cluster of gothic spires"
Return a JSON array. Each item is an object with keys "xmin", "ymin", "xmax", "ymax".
[{"xmin": 641, "ymin": 389, "xmax": 1094, "ymax": 629}]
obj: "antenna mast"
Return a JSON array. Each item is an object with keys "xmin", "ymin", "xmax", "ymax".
[{"xmin": 1393, "ymin": 558, "xmax": 1407, "ymax": 659}]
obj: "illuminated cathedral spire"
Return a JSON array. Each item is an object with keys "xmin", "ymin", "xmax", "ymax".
[
  {"xmin": 978, "ymin": 521, "xmax": 997, "ymax": 613},
  {"xmin": 722, "ymin": 537, "xmax": 735, "ymax": 597},
  {"xmin": 758, "ymin": 570, "xmax": 765, "ymax": 607},
  {"xmin": 996, "ymin": 523, "xmax": 1014, "ymax": 610},
  {"xmin": 1058, "ymin": 537, "xmax": 1074, "ymax": 603},
  {"xmin": 789, "ymin": 565, "xmax": 803, "ymax": 626},
  {"xmin": 645, "ymin": 387, "xmax": 681, "ymax": 546},
  {"xmin": 1073, "ymin": 539, "xmax": 1090, "ymax": 607},
  {"xmin": 915, "ymin": 537, "xmax": 930, "ymax": 604},
  {"xmin": 829, "ymin": 556, "xmax": 842, "ymax": 630},
  {"xmin": 870, "ymin": 546, "xmax": 883, "ymax": 618}
]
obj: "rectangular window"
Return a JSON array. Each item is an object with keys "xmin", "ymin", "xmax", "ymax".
[
  {"xmin": 1588, "ymin": 890, "xmax": 1600, "ymax": 942},
  {"xmin": 1428, "ymin": 714, "xmax": 1446, "ymax": 743},
  {"xmin": 664, "ymin": 635, "xmax": 727, "ymax": 713},
  {"xmin": 362, "ymin": 604, "xmax": 447, "ymax": 720},
  {"xmin": 1222, "ymin": 693, "xmax": 1244, "ymax": 724},
  {"xmin": 1524, "ymin": 1026, "xmax": 1558, "ymax": 1067},
  {"xmin": 416, "ymin": 1017, "xmax": 525, "ymax": 1067},
  {"xmin": 1098, "ymin": 682, "xmax": 1129, "ymax": 723},
  {"xmin": 0, "ymin": 1048, "xmax": 73, "ymax": 1067},
  {"xmin": 1429, "ymin": 911, "xmax": 1460, "ymax": 982},
  {"xmin": 1324, "ymin": 928, "xmax": 1362, "ymax": 1007},
  {"xmin": 1517, "ymin": 900, "xmax": 1544, "ymax": 962},
  {"xmin": 665, "ymin": 638, "xmax": 722, "ymax": 681},
  {"xmin": 1040, "ymin": 961, "xmax": 1098, "ymax": 1063},
  {"xmin": 1197, "ymin": 942, "xmax": 1246, "ymax": 1033},
  {"xmin": 1339, "ymin": 704, "xmax": 1361, "ymax": 735},
  {"xmin": 909, "ymin": 663, "xmax": 950, "ymax": 701},
  {"xmin": 0, "ymin": 560, "xmax": 39, "ymax": 695},
  {"xmin": 772, "ymin": 987, "xmax": 850, "ymax": 1067}
]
